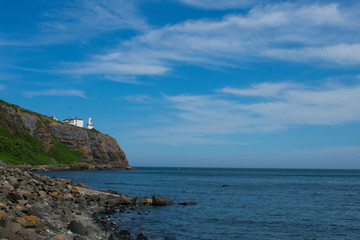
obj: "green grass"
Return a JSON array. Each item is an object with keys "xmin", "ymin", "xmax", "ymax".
[
  {"xmin": 50, "ymin": 142, "xmax": 82, "ymax": 165},
  {"xmin": 0, "ymin": 101, "xmax": 82, "ymax": 166}
]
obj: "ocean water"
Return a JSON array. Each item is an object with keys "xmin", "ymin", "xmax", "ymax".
[{"xmin": 42, "ymin": 168, "xmax": 360, "ymax": 239}]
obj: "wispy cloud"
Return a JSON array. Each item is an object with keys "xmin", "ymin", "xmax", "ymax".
[
  {"xmin": 23, "ymin": 89, "xmax": 86, "ymax": 98},
  {"xmin": 122, "ymin": 94, "xmax": 153, "ymax": 104},
  {"xmin": 0, "ymin": 0, "xmax": 147, "ymax": 46},
  {"xmin": 133, "ymin": 81, "xmax": 360, "ymax": 144},
  {"xmin": 177, "ymin": 0, "xmax": 259, "ymax": 9},
  {"xmin": 64, "ymin": 2, "xmax": 360, "ymax": 78}
]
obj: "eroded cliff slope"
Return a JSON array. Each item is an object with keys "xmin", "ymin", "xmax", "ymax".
[{"xmin": 0, "ymin": 100, "xmax": 129, "ymax": 169}]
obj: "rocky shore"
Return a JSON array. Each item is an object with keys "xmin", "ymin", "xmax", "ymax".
[{"xmin": 0, "ymin": 165, "xmax": 174, "ymax": 240}]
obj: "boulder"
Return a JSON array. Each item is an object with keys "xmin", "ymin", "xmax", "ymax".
[
  {"xmin": 16, "ymin": 229, "xmax": 38, "ymax": 240},
  {"xmin": 152, "ymin": 196, "xmax": 174, "ymax": 206},
  {"xmin": 5, "ymin": 220, "xmax": 22, "ymax": 233},
  {"xmin": 133, "ymin": 197, "xmax": 148, "ymax": 206},
  {"xmin": 68, "ymin": 220, "xmax": 88, "ymax": 236},
  {"xmin": 0, "ymin": 226, "xmax": 19, "ymax": 240},
  {"xmin": 7, "ymin": 192, "xmax": 23, "ymax": 203}
]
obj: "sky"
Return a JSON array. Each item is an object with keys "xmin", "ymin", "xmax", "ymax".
[{"xmin": 1, "ymin": 0, "xmax": 360, "ymax": 169}]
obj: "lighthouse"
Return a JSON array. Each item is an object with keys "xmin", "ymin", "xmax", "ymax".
[{"xmin": 87, "ymin": 117, "xmax": 94, "ymax": 129}]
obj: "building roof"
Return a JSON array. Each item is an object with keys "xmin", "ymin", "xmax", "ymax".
[{"xmin": 63, "ymin": 116, "xmax": 83, "ymax": 121}]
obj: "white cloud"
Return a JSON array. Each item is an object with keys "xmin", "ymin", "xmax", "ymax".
[
  {"xmin": 122, "ymin": 94, "xmax": 153, "ymax": 104},
  {"xmin": 23, "ymin": 89, "xmax": 86, "ymax": 98},
  {"xmin": 221, "ymin": 82, "xmax": 299, "ymax": 97},
  {"xmin": 63, "ymin": 62, "xmax": 169, "ymax": 76},
  {"xmin": 178, "ymin": 0, "xmax": 258, "ymax": 9},
  {"xmin": 65, "ymin": 2, "xmax": 360, "ymax": 77},
  {"xmin": 133, "ymin": 81, "xmax": 360, "ymax": 144},
  {"xmin": 265, "ymin": 43, "xmax": 360, "ymax": 65}
]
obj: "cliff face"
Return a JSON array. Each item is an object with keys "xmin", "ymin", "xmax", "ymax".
[
  {"xmin": 49, "ymin": 124, "xmax": 128, "ymax": 167},
  {"xmin": 0, "ymin": 100, "xmax": 129, "ymax": 169}
]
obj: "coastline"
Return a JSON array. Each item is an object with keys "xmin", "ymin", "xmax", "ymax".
[
  {"xmin": 0, "ymin": 165, "xmax": 172, "ymax": 240},
  {"xmin": 14, "ymin": 164, "xmax": 137, "ymax": 172}
]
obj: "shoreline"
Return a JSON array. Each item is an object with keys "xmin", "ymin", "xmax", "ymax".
[
  {"xmin": 0, "ymin": 165, "xmax": 173, "ymax": 240},
  {"xmin": 14, "ymin": 164, "xmax": 137, "ymax": 172}
]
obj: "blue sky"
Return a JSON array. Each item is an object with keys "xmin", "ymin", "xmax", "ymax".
[{"xmin": 1, "ymin": 0, "xmax": 360, "ymax": 169}]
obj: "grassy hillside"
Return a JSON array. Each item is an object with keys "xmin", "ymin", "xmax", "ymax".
[{"xmin": 0, "ymin": 100, "xmax": 82, "ymax": 166}]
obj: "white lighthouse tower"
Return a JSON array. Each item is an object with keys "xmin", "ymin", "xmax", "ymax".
[{"xmin": 87, "ymin": 117, "xmax": 94, "ymax": 129}]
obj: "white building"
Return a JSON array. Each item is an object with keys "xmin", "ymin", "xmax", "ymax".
[
  {"xmin": 63, "ymin": 116, "xmax": 84, "ymax": 128},
  {"xmin": 87, "ymin": 118, "xmax": 94, "ymax": 129}
]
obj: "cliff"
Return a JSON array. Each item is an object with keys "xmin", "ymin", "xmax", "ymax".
[{"xmin": 0, "ymin": 100, "xmax": 129, "ymax": 169}]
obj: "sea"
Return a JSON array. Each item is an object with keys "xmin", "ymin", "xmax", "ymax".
[{"xmin": 41, "ymin": 167, "xmax": 360, "ymax": 240}]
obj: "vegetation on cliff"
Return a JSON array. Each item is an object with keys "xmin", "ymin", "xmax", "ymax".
[{"xmin": 0, "ymin": 100, "xmax": 129, "ymax": 168}]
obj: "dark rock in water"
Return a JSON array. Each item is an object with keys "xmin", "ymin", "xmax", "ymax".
[
  {"xmin": 107, "ymin": 189, "xmax": 120, "ymax": 195},
  {"xmin": 136, "ymin": 233, "xmax": 148, "ymax": 240},
  {"xmin": 133, "ymin": 197, "xmax": 148, "ymax": 206},
  {"xmin": 68, "ymin": 220, "xmax": 88, "ymax": 236},
  {"xmin": 110, "ymin": 229, "xmax": 134, "ymax": 240},
  {"xmin": 108, "ymin": 232, "xmax": 120, "ymax": 240},
  {"xmin": 178, "ymin": 202, "xmax": 197, "ymax": 206},
  {"xmin": 152, "ymin": 196, "xmax": 174, "ymax": 206},
  {"xmin": 222, "ymin": 184, "xmax": 230, "ymax": 187}
]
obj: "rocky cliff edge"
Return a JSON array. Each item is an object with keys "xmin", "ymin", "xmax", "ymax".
[{"xmin": 0, "ymin": 100, "xmax": 130, "ymax": 170}]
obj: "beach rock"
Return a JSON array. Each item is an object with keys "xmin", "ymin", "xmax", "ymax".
[
  {"xmin": 16, "ymin": 229, "xmax": 38, "ymax": 240},
  {"xmin": 27, "ymin": 204, "xmax": 51, "ymax": 219},
  {"xmin": 0, "ymin": 226, "xmax": 19, "ymax": 240},
  {"xmin": 18, "ymin": 215, "xmax": 41, "ymax": 228},
  {"xmin": 5, "ymin": 220, "xmax": 22, "ymax": 233},
  {"xmin": 68, "ymin": 220, "xmax": 88, "ymax": 236},
  {"xmin": 73, "ymin": 235, "xmax": 87, "ymax": 240},
  {"xmin": 7, "ymin": 191, "xmax": 23, "ymax": 203},
  {"xmin": 152, "ymin": 196, "xmax": 174, "ymax": 206}
]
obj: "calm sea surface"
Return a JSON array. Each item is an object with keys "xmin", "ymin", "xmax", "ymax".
[{"xmin": 42, "ymin": 168, "xmax": 360, "ymax": 239}]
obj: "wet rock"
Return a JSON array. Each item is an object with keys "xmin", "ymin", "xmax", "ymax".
[
  {"xmin": 133, "ymin": 197, "xmax": 148, "ymax": 206},
  {"xmin": 136, "ymin": 233, "xmax": 148, "ymax": 240},
  {"xmin": 108, "ymin": 232, "xmax": 120, "ymax": 240},
  {"xmin": 152, "ymin": 196, "xmax": 174, "ymax": 206},
  {"xmin": 222, "ymin": 184, "xmax": 230, "ymax": 187},
  {"xmin": 178, "ymin": 202, "xmax": 197, "ymax": 206},
  {"xmin": 113, "ymin": 229, "xmax": 134, "ymax": 240},
  {"xmin": 68, "ymin": 220, "xmax": 88, "ymax": 236},
  {"xmin": 107, "ymin": 189, "xmax": 120, "ymax": 195}
]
